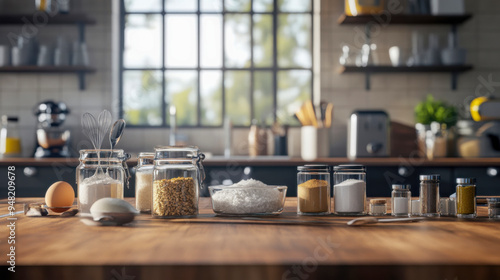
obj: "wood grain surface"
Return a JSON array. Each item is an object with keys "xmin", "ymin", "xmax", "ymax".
[{"xmin": 1, "ymin": 198, "xmax": 500, "ymax": 280}]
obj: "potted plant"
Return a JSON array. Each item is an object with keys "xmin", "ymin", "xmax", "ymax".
[{"xmin": 415, "ymin": 94, "xmax": 458, "ymax": 159}]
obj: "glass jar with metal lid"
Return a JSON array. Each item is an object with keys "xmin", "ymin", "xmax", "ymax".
[
  {"xmin": 391, "ymin": 184, "xmax": 411, "ymax": 217},
  {"xmin": 456, "ymin": 178, "xmax": 476, "ymax": 218},
  {"xmin": 135, "ymin": 152, "xmax": 154, "ymax": 213},
  {"xmin": 419, "ymin": 174, "xmax": 440, "ymax": 217},
  {"xmin": 333, "ymin": 165, "xmax": 366, "ymax": 215},
  {"xmin": 152, "ymin": 146, "xmax": 205, "ymax": 218},
  {"xmin": 487, "ymin": 198, "xmax": 500, "ymax": 219},
  {"xmin": 76, "ymin": 149, "xmax": 130, "ymax": 216},
  {"xmin": 297, "ymin": 165, "xmax": 331, "ymax": 215}
]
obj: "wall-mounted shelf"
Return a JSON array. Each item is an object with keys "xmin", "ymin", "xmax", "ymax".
[
  {"xmin": 337, "ymin": 13, "xmax": 473, "ymax": 91},
  {"xmin": 0, "ymin": 13, "xmax": 96, "ymax": 90},
  {"xmin": 339, "ymin": 65, "xmax": 473, "ymax": 90},
  {"xmin": 338, "ymin": 14, "xmax": 472, "ymax": 25}
]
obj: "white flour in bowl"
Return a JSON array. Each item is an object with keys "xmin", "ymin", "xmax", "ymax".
[{"xmin": 210, "ymin": 179, "xmax": 284, "ymax": 214}]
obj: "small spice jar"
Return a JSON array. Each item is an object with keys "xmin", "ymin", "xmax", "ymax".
[
  {"xmin": 369, "ymin": 199, "xmax": 387, "ymax": 216},
  {"xmin": 419, "ymin": 174, "xmax": 440, "ymax": 217},
  {"xmin": 152, "ymin": 146, "xmax": 205, "ymax": 218},
  {"xmin": 297, "ymin": 165, "xmax": 330, "ymax": 215},
  {"xmin": 135, "ymin": 152, "xmax": 154, "ymax": 213},
  {"xmin": 456, "ymin": 178, "xmax": 476, "ymax": 218},
  {"xmin": 487, "ymin": 198, "xmax": 500, "ymax": 219},
  {"xmin": 391, "ymin": 184, "xmax": 411, "ymax": 217},
  {"xmin": 333, "ymin": 165, "xmax": 366, "ymax": 216}
]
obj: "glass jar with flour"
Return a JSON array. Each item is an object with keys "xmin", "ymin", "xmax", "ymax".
[
  {"xmin": 76, "ymin": 149, "xmax": 128, "ymax": 216},
  {"xmin": 333, "ymin": 165, "xmax": 366, "ymax": 215},
  {"xmin": 135, "ymin": 152, "xmax": 154, "ymax": 213}
]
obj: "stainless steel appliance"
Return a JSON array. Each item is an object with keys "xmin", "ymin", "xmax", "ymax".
[
  {"xmin": 348, "ymin": 110, "xmax": 390, "ymax": 159},
  {"xmin": 33, "ymin": 100, "xmax": 71, "ymax": 158}
]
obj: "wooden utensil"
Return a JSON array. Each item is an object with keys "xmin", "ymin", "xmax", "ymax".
[
  {"xmin": 303, "ymin": 100, "xmax": 318, "ymax": 128},
  {"xmin": 324, "ymin": 103, "xmax": 334, "ymax": 128}
]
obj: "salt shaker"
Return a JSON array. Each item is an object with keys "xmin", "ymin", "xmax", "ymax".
[
  {"xmin": 391, "ymin": 184, "xmax": 411, "ymax": 217},
  {"xmin": 135, "ymin": 152, "xmax": 154, "ymax": 213}
]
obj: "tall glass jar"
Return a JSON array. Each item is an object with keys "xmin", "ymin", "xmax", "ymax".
[
  {"xmin": 419, "ymin": 174, "xmax": 440, "ymax": 217},
  {"xmin": 152, "ymin": 146, "xmax": 205, "ymax": 218},
  {"xmin": 135, "ymin": 152, "xmax": 154, "ymax": 213},
  {"xmin": 333, "ymin": 165, "xmax": 366, "ymax": 215},
  {"xmin": 76, "ymin": 149, "xmax": 128, "ymax": 216},
  {"xmin": 391, "ymin": 184, "xmax": 411, "ymax": 217},
  {"xmin": 297, "ymin": 165, "xmax": 330, "ymax": 215},
  {"xmin": 0, "ymin": 116, "xmax": 22, "ymax": 158},
  {"xmin": 456, "ymin": 178, "xmax": 476, "ymax": 218}
]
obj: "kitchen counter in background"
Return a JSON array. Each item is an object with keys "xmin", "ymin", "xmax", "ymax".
[{"xmin": 1, "ymin": 157, "xmax": 500, "ymax": 198}]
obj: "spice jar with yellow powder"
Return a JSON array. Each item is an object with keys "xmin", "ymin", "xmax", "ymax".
[
  {"xmin": 456, "ymin": 178, "xmax": 476, "ymax": 219},
  {"xmin": 297, "ymin": 165, "xmax": 330, "ymax": 215}
]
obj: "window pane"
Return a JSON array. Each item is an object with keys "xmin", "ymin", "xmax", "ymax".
[
  {"xmin": 165, "ymin": 71, "xmax": 197, "ymax": 126},
  {"xmin": 253, "ymin": 14, "xmax": 273, "ymax": 67},
  {"xmin": 123, "ymin": 71, "xmax": 163, "ymax": 126},
  {"xmin": 277, "ymin": 14, "xmax": 311, "ymax": 68},
  {"xmin": 278, "ymin": 0, "xmax": 311, "ymax": 12},
  {"xmin": 225, "ymin": 0, "xmax": 250, "ymax": 12},
  {"xmin": 201, "ymin": 15, "xmax": 222, "ymax": 68},
  {"xmin": 277, "ymin": 70, "xmax": 311, "ymax": 124},
  {"xmin": 254, "ymin": 0, "xmax": 273, "ymax": 12},
  {"xmin": 201, "ymin": 0, "xmax": 222, "ymax": 12},
  {"xmin": 225, "ymin": 14, "xmax": 251, "ymax": 68},
  {"xmin": 165, "ymin": 0, "xmax": 197, "ymax": 11},
  {"xmin": 200, "ymin": 71, "xmax": 223, "ymax": 126},
  {"xmin": 124, "ymin": 15, "xmax": 162, "ymax": 68},
  {"xmin": 124, "ymin": 0, "xmax": 162, "ymax": 12},
  {"xmin": 225, "ymin": 71, "xmax": 251, "ymax": 126},
  {"xmin": 254, "ymin": 71, "xmax": 274, "ymax": 124},
  {"xmin": 165, "ymin": 15, "xmax": 198, "ymax": 68}
]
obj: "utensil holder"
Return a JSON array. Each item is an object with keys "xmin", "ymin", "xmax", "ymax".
[{"xmin": 301, "ymin": 126, "xmax": 329, "ymax": 161}]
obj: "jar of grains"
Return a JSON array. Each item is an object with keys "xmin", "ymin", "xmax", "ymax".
[
  {"xmin": 297, "ymin": 165, "xmax": 331, "ymax": 215},
  {"xmin": 135, "ymin": 152, "xmax": 154, "ymax": 213},
  {"xmin": 152, "ymin": 146, "xmax": 205, "ymax": 218},
  {"xmin": 333, "ymin": 165, "xmax": 366, "ymax": 216},
  {"xmin": 456, "ymin": 178, "xmax": 476, "ymax": 219}
]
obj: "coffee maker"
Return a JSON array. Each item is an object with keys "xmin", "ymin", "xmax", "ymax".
[{"xmin": 33, "ymin": 101, "xmax": 71, "ymax": 158}]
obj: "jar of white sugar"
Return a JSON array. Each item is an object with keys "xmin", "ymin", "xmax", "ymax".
[
  {"xmin": 135, "ymin": 152, "xmax": 154, "ymax": 213},
  {"xmin": 333, "ymin": 165, "xmax": 366, "ymax": 216},
  {"xmin": 391, "ymin": 184, "xmax": 411, "ymax": 217}
]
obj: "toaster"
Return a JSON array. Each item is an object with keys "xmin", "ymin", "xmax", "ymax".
[{"xmin": 348, "ymin": 110, "xmax": 390, "ymax": 159}]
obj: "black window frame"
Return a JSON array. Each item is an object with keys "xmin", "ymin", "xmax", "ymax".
[{"xmin": 118, "ymin": 0, "xmax": 314, "ymax": 128}]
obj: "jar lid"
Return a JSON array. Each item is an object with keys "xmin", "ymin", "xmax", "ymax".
[
  {"xmin": 419, "ymin": 174, "xmax": 440, "ymax": 181},
  {"xmin": 456, "ymin": 178, "xmax": 476, "ymax": 184},
  {"xmin": 138, "ymin": 152, "xmax": 155, "ymax": 159},
  {"xmin": 154, "ymin": 146, "xmax": 203, "ymax": 160},
  {"xmin": 370, "ymin": 199, "xmax": 387, "ymax": 205},
  {"xmin": 333, "ymin": 164, "xmax": 366, "ymax": 172},
  {"xmin": 392, "ymin": 184, "xmax": 411, "ymax": 190},
  {"xmin": 297, "ymin": 164, "xmax": 329, "ymax": 172}
]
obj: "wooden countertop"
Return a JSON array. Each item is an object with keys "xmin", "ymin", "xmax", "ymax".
[
  {"xmin": 1, "ymin": 156, "xmax": 500, "ymax": 167},
  {"xmin": 1, "ymin": 197, "xmax": 500, "ymax": 280}
]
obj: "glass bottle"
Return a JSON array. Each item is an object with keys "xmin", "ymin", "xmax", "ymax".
[
  {"xmin": 487, "ymin": 198, "xmax": 500, "ymax": 219},
  {"xmin": 152, "ymin": 146, "xmax": 205, "ymax": 218},
  {"xmin": 333, "ymin": 165, "xmax": 366, "ymax": 215},
  {"xmin": 135, "ymin": 152, "xmax": 154, "ymax": 213},
  {"xmin": 391, "ymin": 184, "xmax": 411, "ymax": 217},
  {"xmin": 456, "ymin": 178, "xmax": 476, "ymax": 218},
  {"xmin": 419, "ymin": 174, "xmax": 440, "ymax": 217},
  {"xmin": 369, "ymin": 199, "xmax": 387, "ymax": 216},
  {"xmin": 0, "ymin": 116, "xmax": 22, "ymax": 158},
  {"xmin": 76, "ymin": 149, "xmax": 128, "ymax": 216},
  {"xmin": 297, "ymin": 165, "xmax": 331, "ymax": 215}
]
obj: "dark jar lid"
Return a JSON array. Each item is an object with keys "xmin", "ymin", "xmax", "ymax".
[
  {"xmin": 392, "ymin": 184, "xmax": 411, "ymax": 190},
  {"xmin": 456, "ymin": 178, "xmax": 476, "ymax": 184},
  {"xmin": 333, "ymin": 164, "xmax": 366, "ymax": 172},
  {"xmin": 297, "ymin": 164, "xmax": 330, "ymax": 172},
  {"xmin": 419, "ymin": 174, "xmax": 440, "ymax": 181}
]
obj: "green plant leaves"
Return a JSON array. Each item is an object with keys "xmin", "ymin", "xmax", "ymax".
[{"xmin": 415, "ymin": 94, "xmax": 457, "ymax": 127}]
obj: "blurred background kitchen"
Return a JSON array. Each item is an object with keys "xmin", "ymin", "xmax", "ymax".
[{"xmin": 1, "ymin": 0, "xmax": 500, "ymax": 196}]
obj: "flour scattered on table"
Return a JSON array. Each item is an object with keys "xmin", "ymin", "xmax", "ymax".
[{"xmin": 210, "ymin": 179, "xmax": 284, "ymax": 214}]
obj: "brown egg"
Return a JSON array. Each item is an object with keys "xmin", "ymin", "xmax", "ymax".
[{"xmin": 45, "ymin": 181, "xmax": 75, "ymax": 213}]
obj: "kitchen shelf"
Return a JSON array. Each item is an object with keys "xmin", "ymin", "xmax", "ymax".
[
  {"xmin": 338, "ymin": 14, "xmax": 472, "ymax": 25},
  {"xmin": 0, "ymin": 13, "xmax": 96, "ymax": 25},
  {"xmin": 338, "ymin": 65, "xmax": 473, "ymax": 90},
  {"xmin": 0, "ymin": 13, "xmax": 96, "ymax": 90}
]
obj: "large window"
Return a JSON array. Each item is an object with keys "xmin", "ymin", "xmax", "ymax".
[{"xmin": 119, "ymin": 0, "xmax": 313, "ymax": 127}]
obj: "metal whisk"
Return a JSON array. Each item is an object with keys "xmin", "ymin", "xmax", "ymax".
[{"xmin": 82, "ymin": 110, "xmax": 112, "ymax": 173}]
